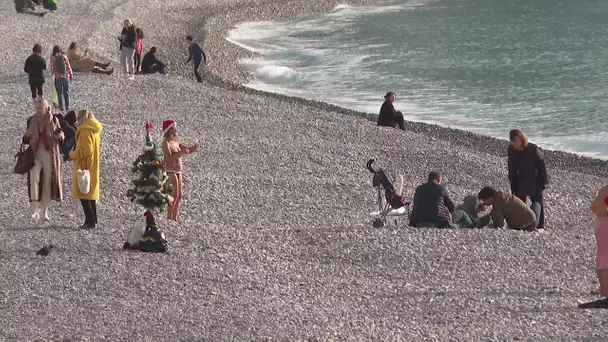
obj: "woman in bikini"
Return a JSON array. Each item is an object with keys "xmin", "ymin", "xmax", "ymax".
[{"xmin": 161, "ymin": 120, "xmax": 199, "ymax": 222}]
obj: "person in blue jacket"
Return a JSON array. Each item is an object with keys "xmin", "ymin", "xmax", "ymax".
[{"xmin": 185, "ymin": 36, "xmax": 207, "ymax": 83}]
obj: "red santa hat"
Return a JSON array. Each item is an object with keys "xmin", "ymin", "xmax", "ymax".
[{"xmin": 162, "ymin": 120, "xmax": 176, "ymax": 136}]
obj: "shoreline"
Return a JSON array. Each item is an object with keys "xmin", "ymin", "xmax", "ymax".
[{"xmin": 201, "ymin": 0, "xmax": 608, "ymax": 177}]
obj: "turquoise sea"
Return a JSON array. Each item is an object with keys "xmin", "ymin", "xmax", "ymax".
[{"xmin": 228, "ymin": 0, "xmax": 608, "ymax": 159}]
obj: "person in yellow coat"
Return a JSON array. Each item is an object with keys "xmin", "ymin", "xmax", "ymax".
[{"xmin": 69, "ymin": 109, "xmax": 103, "ymax": 229}]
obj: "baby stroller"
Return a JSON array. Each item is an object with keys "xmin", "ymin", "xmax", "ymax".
[{"xmin": 367, "ymin": 159, "xmax": 411, "ymax": 228}]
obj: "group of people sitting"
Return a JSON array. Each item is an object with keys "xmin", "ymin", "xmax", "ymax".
[
  {"xmin": 407, "ymin": 129, "xmax": 549, "ymax": 232},
  {"xmin": 14, "ymin": 0, "xmax": 57, "ymax": 17}
]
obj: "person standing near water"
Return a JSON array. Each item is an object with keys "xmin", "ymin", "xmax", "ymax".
[
  {"xmin": 579, "ymin": 186, "xmax": 608, "ymax": 309},
  {"xmin": 507, "ymin": 129, "xmax": 549, "ymax": 231},
  {"xmin": 185, "ymin": 36, "xmax": 207, "ymax": 83},
  {"xmin": 378, "ymin": 91, "xmax": 405, "ymax": 130}
]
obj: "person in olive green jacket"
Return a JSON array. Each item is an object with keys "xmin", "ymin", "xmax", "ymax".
[
  {"xmin": 69, "ymin": 109, "xmax": 103, "ymax": 229},
  {"xmin": 477, "ymin": 186, "xmax": 538, "ymax": 232}
]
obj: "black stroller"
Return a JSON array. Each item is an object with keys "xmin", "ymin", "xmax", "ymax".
[{"xmin": 366, "ymin": 159, "xmax": 411, "ymax": 228}]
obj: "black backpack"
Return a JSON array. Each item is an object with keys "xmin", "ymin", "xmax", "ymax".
[{"xmin": 55, "ymin": 54, "xmax": 66, "ymax": 74}]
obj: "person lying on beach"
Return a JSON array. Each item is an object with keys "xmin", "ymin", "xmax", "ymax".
[
  {"xmin": 141, "ymin": 47, "xmax": 169, "ymax": 75},
  {"xmin": 452, "ymin": 194, "xmax": 491, "ymax": 228},
  {"xmin": 409, "ymin": 171, "xmax": 455, "ymax": 228},
  {"xmin": 15, "ymin": 0, "xmax": 46, "ymax": 16},
  {"xmin": 67, "ymin": 42, "xmax": 113, "ymax": 75},
  {"xmin": 378, "ymin": 91, "xmax": 405, "ymax": 130},
  {"xmin": 161, "ymin": 120, "xmax": 200, "ymax": 222},
  {"xmin": 477, "ymin": 186, "xmax": 538, "ymax": 231}
]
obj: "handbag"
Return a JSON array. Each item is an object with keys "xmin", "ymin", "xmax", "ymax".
[
  {"xmin": 77, "ymin": 169, "xmax": 91, "ymax": 194},
  {"xmin": 14, "ymin": 144, "xmax": 35, "ymax": 174},
  {"xmin": 76, "ymin": 144, "xmax": 91, "ymax": 194}
]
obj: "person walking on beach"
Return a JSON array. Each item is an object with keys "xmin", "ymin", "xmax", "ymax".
[
  {"xmin": 24, "ymin": 43, "xmax": 46, "ymax": 101},
  {"xmin": 477, "ymin": 186, "xmax": 537, "ymax": 231},
  {"xmin": 50, "ymin": 45, "xmax": 73, "ymax": 113},
  {"xmin": 119, "ymin": 19, "xmax": 137, "ymax": 79},
  {"xmin": 378, "ymin": 91, "xmax": 406, "ymax": 130},
  {"xmin": 161, "ymin": 120, "xmax": 200, "ymax": 222},
  {"xmin": 508, "ymin": 129, "xmax": 549, "ymax": 230},
  {"xmin": 579, "ymin": 186, "xmax": 608, "ymax": 309},
  {"xmin": 69, "ymin": 109, "xmax": 103, "ymax": 229},
  {"xmin": 185, "ymin": 36, "xmax": 207, "ymax": 83},
  {"xmin": 409, "ymin": 171, "xmax": 455, "ymax": 228},
  {"xmin": 23, "ymin": 99, "xmax": 64, "ymax": 222}
]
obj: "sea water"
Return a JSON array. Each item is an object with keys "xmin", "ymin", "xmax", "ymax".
[{"xmin": 228, "ymin": 0, "xmax": 608, "ymax": 159}]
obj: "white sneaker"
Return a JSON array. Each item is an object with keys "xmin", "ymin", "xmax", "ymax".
[
  {"xmin": 41, "ymin": 207, "xmax": 50, "ymax": 222},
  {"xmin": 129, "ymin": 75, "xmax": 135, "ymax": 80},
  {"xmin": 30, "ymin": 202, "xmax": 40, "ymax": 220}
]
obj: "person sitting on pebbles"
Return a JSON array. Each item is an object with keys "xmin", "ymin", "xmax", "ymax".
[
  {"xmin": 378, "ymin": 91, "xmax": 406, "ymax": 130},
  {"xmin": 477, "ymin": 186, "xmax": 538, "ymax": 231},
  {"xmin": 67, "ymin": 42, "xmax": 113, "ymax": 75},
  {"xmin": 161, "ymin": 120, "xmax": 200, "ymax": 222},
  {"xmin": 409, "ymin": 171, "xmax": 456, "ymax": 228},
  {"xmin": 15, "ymin": 0, "xmax": 46, "ymax": 16},
  {"xmin": 452, "ymin": 194, "xmax": 492, "ymax": 228},
  {"xmin": 141, "ymin": 47, "xmax": 170, "ymax": 75}
]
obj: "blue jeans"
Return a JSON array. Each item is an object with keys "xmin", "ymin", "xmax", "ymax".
[
  {"xmin": 55, "ymin": 77, "xmax": 70, "ymax": 110},
  {"xmin": 60, "ymin": 136, "xmax": 75, "ymax": 161},
  {"xmin": 516, "ymin": 190, "xmax": 544, "ymax": 229}
]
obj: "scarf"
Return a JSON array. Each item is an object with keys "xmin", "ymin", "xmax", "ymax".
[{"xmin": 28, "ymin": 111, "xmax": 54, "ymax": 151}]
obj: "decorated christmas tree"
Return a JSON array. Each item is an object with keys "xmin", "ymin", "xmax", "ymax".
[{"xmin": 124, "ymin": 120, "xmax": 171, "ymax": 252}]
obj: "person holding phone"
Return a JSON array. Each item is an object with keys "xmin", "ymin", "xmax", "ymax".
[{"xmin": 67, "ymin": 42, "xmax": 113, "ymax": 75}]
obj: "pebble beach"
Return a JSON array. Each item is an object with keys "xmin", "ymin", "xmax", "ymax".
[{"xmin": 1, "ymin": 0, "xmax": 608, "ymax": 340}]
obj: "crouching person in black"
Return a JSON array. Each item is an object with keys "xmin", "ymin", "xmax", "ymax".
[
  {"xmin": 54, "ymin": 110, "xmax": 77, "ymax": 161},
  {"xmin": 378, "ymin": 91, "xmax": 405, "ymax": 130}
]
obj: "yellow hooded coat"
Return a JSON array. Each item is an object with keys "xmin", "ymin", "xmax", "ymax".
[{"xmin": 69, "ymin": 117, "xmax": 103, "ymax": 200}]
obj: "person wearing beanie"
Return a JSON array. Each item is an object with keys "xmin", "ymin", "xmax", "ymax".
[
  {"xmin": 377, "ymin": 91, "xmax": 406, "ymax": 130},
  {"xmin": 579, "ymin": 185, "xmax": 608, "ymax": 309},
  {"xmin": 161, "ymin": 120, "xmax": 200, "ymax": 222}
]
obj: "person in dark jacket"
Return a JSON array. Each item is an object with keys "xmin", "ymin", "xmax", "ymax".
[
  {"xmin": 24, "ymin": 44, "xmax": 46, "ymax": 100},
  {"xmin": 508, "ymin": 129, "xmax": 549, "ymax": 230},
  {"xmin": 185, "ymin": 36, "xmax": 207, "ymax": 83},
  {"xmin": 377, "ymin": 91, "xmax": 405, "ymax": 130},
  {"xmin": 141, "ymin": 47, "xmax": 169, "ymax": 75},
  {"xmin": 409, "ymin": 171, "xmax": 455, "ymax": 228},
  {"xmin": 118, "ymin": 19, "xmax": 137, "ymax": 79},
  {"xmin": 56, "ymin": 110, "xmax": 77, "ymax": 161}
]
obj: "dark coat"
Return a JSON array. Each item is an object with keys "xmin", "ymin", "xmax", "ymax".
[
  {"xmin": 378, "ymin": 100, "xmax": 401, "ymax": 127},
  {"xmin": 508, "ymin": 143, "xmax": 549, "ymax": 195},
  {"xmin": 409, "ymin": 180, "xmax": 455, "ymax": 228},
  {"xmin": 24, "ymin": 53, "xmax": 46, "ymax": 83}
]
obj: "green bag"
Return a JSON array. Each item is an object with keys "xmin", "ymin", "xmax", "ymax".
[{"xmin": 51, "ymin": 75, "xmax": 59, "ymax": 108}]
